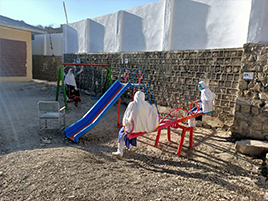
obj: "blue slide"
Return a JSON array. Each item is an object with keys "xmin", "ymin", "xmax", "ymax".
[{"xmin": 64, "ymin": 80, "xmax": 132, "ymax": 143}]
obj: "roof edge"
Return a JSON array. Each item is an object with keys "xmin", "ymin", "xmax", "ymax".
[{"xmin": 0, "ymin": 22, "xmax": 47, "ymax": 34}]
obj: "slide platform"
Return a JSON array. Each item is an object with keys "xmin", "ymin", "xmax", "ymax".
[{"xmin": 64, "ymin": 80, "xmax": 132, "ymax": 143}]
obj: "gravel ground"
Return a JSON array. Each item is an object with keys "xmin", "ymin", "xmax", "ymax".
[{"xmin": 0, "ymin": 80, "xmax": 267, "ymax": 201}]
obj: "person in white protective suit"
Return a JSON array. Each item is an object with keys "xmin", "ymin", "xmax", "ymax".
[
  {"xmin": 112, "ymin": 91, "xmax": 159, "ymax": 158},
  {"xmin": 188, "ymin": 81, "xmax": 216, "ymax": 127},
  {"xmin": 64, "ymin": 68, "xmax": 81, "ymax": 106}
]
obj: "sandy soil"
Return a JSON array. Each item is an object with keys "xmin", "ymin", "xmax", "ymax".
[{"xmin": 0, "ymin": 80, "xmax": 268, "ymax": 201}]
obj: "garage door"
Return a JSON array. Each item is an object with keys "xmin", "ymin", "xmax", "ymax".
[{"xmin": 0, "ymin": 38, "xmax": 27, "ymax": 77}]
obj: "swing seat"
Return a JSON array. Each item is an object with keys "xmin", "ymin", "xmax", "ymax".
[
  {"xmin": 67, "ymin": 96, "xmax": 82, "ymax": 107},
  {"xmin": 67, "ymin": 96, "xmax": 82, "ymax": 102}
]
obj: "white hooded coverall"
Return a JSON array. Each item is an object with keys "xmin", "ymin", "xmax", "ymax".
[
  {"xmin": 115, "ymin": 91, "xmax": 159, "ymax": 156},
  {"xmin": 188, "ymin": 81, "xmax": 216, "ymax": 127}
]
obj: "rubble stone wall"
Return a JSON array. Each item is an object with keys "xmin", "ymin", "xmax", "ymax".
[
  {"xmin": 33, "ymin": 55, "xmax": 62, "ymax": 81},
  {"xmin": 64, "ymin": 48, "xmax": 243, "ymax": 125},
  {"xmin": 231, "ymin": 43, "xmax": 268, "ymax": 140}
]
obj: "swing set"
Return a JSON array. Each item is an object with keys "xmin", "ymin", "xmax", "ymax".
[{"xmin": 56, "ymin": 63, "xmax": 112, "ymax": 111}]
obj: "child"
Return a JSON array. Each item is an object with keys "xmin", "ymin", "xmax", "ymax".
[
  {"xmin": 188, "ymin": 81, "xmax": 216, "ymax": 127},
  {"xmin": 64, "ymin": 69, "xmax": 81, "ymax": 107},
  {"xmin": 112, "ymin": 91, "xmax": 159, "ymax": 157}
]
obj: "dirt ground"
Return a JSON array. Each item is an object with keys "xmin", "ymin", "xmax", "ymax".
[{"xmin": 0, "ymin": 80, "xmax": 268, "ymax": 201}]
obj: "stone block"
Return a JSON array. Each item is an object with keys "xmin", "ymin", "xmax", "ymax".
[
  {"xmin": 235, "ymin": 104, "xmax": 240, "ymax": 111},
  {"xmin": 250, "ymin": 83, "xmax": 261, "ymax": 92},
  {"xmin": 238, "ymin": 91, "xmax": 243, "ymax": 97},
  {"xmin": 232, "ymin": 58, "xmax": 241, "ymax": 65},
  {"xmin": 227, "ymin": 74, "xmax": 234, "ymax": 80},
  {"xmin": 264, "ymin": 133, "xmax": 268, "ymax": 140},
  {"xmin": 233, "ymin": 66, "xmax": 240, "ymax": 73},
  {"xmin": 260, "ymin": 109, "xmax": 268, "ymax": 116},
  {"xmin": 235, "ymin": 140, "xmax": 268, "ymax": 156},
  {"xmin": 239, "ymin": 80, "xmax": 248, "ymax": 90},
  {"xmin": 225, "ymin": 81, "xmax": 232, "ymax": 87},
  {"xmin": 252, "ymin": 100, "xmax": 263, "ymax": 107},
  {"xmin": 259, "ymin": 92, "xmax": 268, "ymax": 100},
  {"xmin": 227, "ymin": 67, "xmax": 232, "ymax": 73},
  {"xmin": 225, "ymin": 59, "xmax": 230, "ymax": 64},
  {"xmin": 241, "ymin": 105, "xmax": 250, "ymax": 113},
  {"xmin": 251, "ymin": 107, "xmax": 259, "ymax": 115},
  {"xmin": 253, "ymin": 116, "xmax": 267, "ymax": 123},
  {"xmin": 251, "ymin": 122, "xmax": 262, "ymax": 131},
  {"xmin": 244, "ymin": 90, "xmax": 252, "ymax": 98},
  {"xmin": 263, "ymin": 124, "xmax": 268, "ymax": 132},
  {"xmin": 231, "ymin": 51, "xmax": 237, "ymax": 56},
  {"xmin": 249, "ymin": 130, "xmax": 263, "ymax": 139},
  {"xmin": 232, "ymin": 82, "xmax": 239, "ymax": 88}
]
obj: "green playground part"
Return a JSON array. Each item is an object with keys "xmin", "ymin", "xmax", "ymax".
[
  {"xmin": 56, "ymin": 64, "xmax": 69, "ymax": 111},
  {"xmin": 103, "ymin": 66, "xmax": 113, "ymax": 95},
  {"xmin": 56, "ymin": 63, "xmax": 113, "ymax": 111}
]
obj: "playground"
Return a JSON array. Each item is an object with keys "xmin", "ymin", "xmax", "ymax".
[{"xmin": 0, "ymin": 79, "xmax": 267, "ymax": 200}]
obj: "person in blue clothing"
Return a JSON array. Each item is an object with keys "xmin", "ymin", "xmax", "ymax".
[
  {"xmin": 188, "ymin": 81, "xmax": 216, "ymax": 127},
  {"xmin": 112, "ymin": 91, "xmax": 159, "ymax": 158}
]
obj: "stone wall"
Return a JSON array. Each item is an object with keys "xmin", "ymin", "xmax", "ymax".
[
  {"xmin": 232, "ymin": 43, "xmax": 268, "ymax": 140},
  {"xmin": 64, "ymin": 48, "xmax": 243, "ymax": 125},
  {"xmin": 33, "ymin": 55, "xmax": 62, "ymax": 81}
]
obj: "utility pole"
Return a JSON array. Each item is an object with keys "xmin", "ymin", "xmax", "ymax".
[{"xmin": 63, "ymin": 1, "xmax": 68, "ymax": 24}]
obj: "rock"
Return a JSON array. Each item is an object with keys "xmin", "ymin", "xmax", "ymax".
[
  {"xmin": 42, "ymin": 87, "xmax": 47, "ymax": 91},
  {"xmin": 235, "ymin": 140, "xmax": 268, "ymax": 156},
  {"xmin": 259, "ymin": 92, "xmax": 268, "ymax": 100},
  {"xmin": 215, "ymin": 152, "xmax": 234, "ymax": 161},
  {"xmin": 258, "ymin": 175, "xmax": 267, "ymax": 183},
  {"xmin": 202, "ymin": 116, "xmax": 224, "ymax": 128},
  {"xmin": 41, "ymin": 137, "xmax": 51, "ymax": 144}
]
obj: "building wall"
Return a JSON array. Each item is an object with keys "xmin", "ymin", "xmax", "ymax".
[
  {"xmin": 170, "ymin": 0, "xmax": 251, "ymax": 50},
  {"xmin": 121, "ymin": 1, "xmax": 165, "ymax": 52},
  {"xmin": 60, "ymin": 0, "xmax": 254, "ymax": 54},
  {"xmin": 232, "ymin": 43, "xmax": 268, "ymax": 140},
  {"xmin": 0, "ymin": 26, "xmax": 32, "ymax": 82},
  {"xmin": 247, "ymin": 0, "xmax": 268, "ymax": 43},
  {"xmin": 32, "ymin": 33, "xmax": 63, "ymax": 56},
  {"xmin": 32, "ymin": 0, "xmax": 268, "ymax": 56}
]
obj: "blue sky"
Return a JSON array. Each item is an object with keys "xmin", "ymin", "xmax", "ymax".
[{"xmin": 0, "ymin": 0, "xmax": 160, "ymax": 28}]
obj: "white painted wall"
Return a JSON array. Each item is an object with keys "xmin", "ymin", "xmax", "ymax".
[
  {"xmin": 91, "ymin": 12, "xmax": 121, "ymax": 52},
  {"xmin": 33, "ymin": 0, "xmax": 268, "ymax": 55},
  {"xmin": 63, "ymin": 19, "xmax": 89, "ymax": 54},
  {"xmin": 32, "ymin": 33, "xmax": 63, "ymax": 56},
  {"xmin": 121, "ymin": 1, "xmax": 164, "ymax": 52},
  {"xmin": 247, "ymin": 0, "xmax": 268, "ymax": 43},
  {"xmin": 170, "ymin": 0, "xmax": 252, "ymax": 50},
  {"xmin": 32, "ymin": 34, "xmax": 44, "ymax": 55}
]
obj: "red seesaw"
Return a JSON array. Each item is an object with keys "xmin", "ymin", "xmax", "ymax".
[{"xmin": 125, "ymin": 102, "xmax": 203, "ymax": 157}]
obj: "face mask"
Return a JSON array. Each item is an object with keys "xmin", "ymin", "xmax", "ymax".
[{"xmin": 198, "ymin": 86, "xmax": 203, "ymax": 91}]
